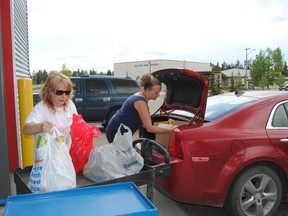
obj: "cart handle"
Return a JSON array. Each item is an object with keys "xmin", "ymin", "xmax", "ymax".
[
  {"xmin": 133, "ymin": 138, "xmax": 170, "ymax": 164},
  {"xmin": 0, "ymin": 199, "xmax": 6, "ymax": 206}
]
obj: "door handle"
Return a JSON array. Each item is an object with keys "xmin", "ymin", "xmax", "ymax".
[
  {"xmin": 103, "ymin": 97, "xmax": 111, "ymax": 102},
  {"xmin": 75, "ymin": 98, "xmax": 83, "ymax": 102},
  {"xmin": 280, "ymin": 138, "xmax": 288, "ymax": 143}
]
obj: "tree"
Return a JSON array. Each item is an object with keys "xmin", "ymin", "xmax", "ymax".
[
  {"xmin": 90, "ymin": 68, "xmax": 97, "ymax": 75},
  {"xmin": 60, "ymin": 64, "xmax": 72, "ymax": 77},
  {"xmin": 258, "ymin": 76, "xmax": 269, "ymax": 90},
  {"xmin": 221, "ymin": 62, "xmax": 228, "ymax": 70},
  {"xmin": 212, "ymin": 62, "xmax": 221, "ymax": 71},
  {"xmin": 106, "ymin": 69, "xmax": 112, "ymax": 75},
  {"xmin": 250, "ymin": 50, "xmax": 267, "ymax": 87},
  {"xmin": 250, "ymin": 47, "xmax": 285, "ymax": 89},
  {"xmin": 235, "ymin": 60, "xmax": 243, "ymax": 69},
  {"xmin": 282, "ymin": 62, "xmax": 288, "ymax": 76},
  {"xmin": 209, "ymin": 67, "xmax": 222, "ymax": 96},
  {"xmin": 229, "ymin": 74, "xmax": 236, "ymax": 92}
]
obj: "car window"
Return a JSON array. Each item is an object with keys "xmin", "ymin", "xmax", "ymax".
[
  {"xmin": 272, "ymin": 103, "xmax": 288, "ymax": 127},
  {"xmin": 169, "ymin": 95, "xmax": 258, "ymax": 122},
  {"xmin": 72, "ymin": 80, "xmax": 81, "ymax": 95},
  {"xmin": 204, "ymin": 95, "xmax": 257, "ymax": 122},
  {"xmin": 110, "ymin": 79, "xmax": 139, "ymax": 94},
  {"xmin": 85, "ymin": 80, "xmax": 109, "ymax": 94}
]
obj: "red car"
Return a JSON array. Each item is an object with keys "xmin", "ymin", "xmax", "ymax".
[{"xmin": 141, "ymin": 68, "xmax": 288, "ymax": 216}]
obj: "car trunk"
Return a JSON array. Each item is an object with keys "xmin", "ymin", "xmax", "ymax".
[{"xmin": 140, "ymin": 68, "xmax": 209, "ymax": 149}]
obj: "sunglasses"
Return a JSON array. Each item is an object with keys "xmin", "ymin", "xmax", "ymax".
[{"xmin": 55, "ymin": 90, "xmax": 71, "ymax": 96}]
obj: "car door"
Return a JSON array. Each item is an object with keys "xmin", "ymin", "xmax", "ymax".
[
  {"xmin": 266, "ymin": 101, "xmax": 288, "ymax": 166},
  {"xmin": 82, "ymin": 78, "xmax": 114, "ymax": 121},
  {"xmin": 72, "ymin": 78, "xmax": 84, "ymax": 115}
]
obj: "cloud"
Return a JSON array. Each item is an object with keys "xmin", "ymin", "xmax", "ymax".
[{"xmin": 28, "ymin": 0, "xmax": 288, "ymax": 72}]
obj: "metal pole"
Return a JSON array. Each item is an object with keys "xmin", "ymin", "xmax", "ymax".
[
  {"xmin": 244, "ymin": 48, "xmax": 250, "ymax": 89},
  {"xmin": 244, "ymin": 48, "xmax": 255, "ymax": 89},
  {"xmin": 148, "ymin": 62, "xmax": 151, "ymax": 73}
]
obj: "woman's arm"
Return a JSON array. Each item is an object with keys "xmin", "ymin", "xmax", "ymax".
[
  {"xmin": 23, "ymin": 121, "xmax": 54, "ymax": 135},
  {"xmin": 134, "ymin": 101, "xmax": 172, "ymax": 134}
]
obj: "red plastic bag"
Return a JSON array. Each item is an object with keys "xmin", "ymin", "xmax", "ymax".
[{"xmin": 70, "ymin": 114, "xmax": 101, "ymax": 173}]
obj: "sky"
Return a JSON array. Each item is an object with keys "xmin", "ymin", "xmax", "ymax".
[{"xmin": 27, "ymin": 0, "xmax": 288, "ymax": 73}]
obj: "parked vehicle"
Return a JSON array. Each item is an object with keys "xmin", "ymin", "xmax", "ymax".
[
  {"xmin": 33, "ymin": 75, "xmax": 140, "ymax": 126},
  {"xmin": 140, "ymin": 68, "xmax": 288, "ymax": 216},
  {"xmin": 279, "ymin": 81, "xmax": 288, "ymax": 91},
  {"xmin": 71, "ymin": 75, "xmax": 140, "ymax": 126}
]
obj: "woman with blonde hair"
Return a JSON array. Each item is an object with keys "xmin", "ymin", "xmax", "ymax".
[
  {"xmin": 23, "ymin": 71, "xmax": 77, "ymax": 149},
  {"xmin": 105, "ymin": 73, "xmax": 171, "ymax": 143}
]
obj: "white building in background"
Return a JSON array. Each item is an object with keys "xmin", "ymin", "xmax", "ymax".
[{"xmin": 114, "ymin": 59, "xmax": 212, "ymax": 80}]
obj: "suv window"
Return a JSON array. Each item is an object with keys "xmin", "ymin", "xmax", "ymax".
[
  {"xmin": 111, "ymin": 79, "xmax": 140, "ymax": 94},
  {"xmin": 69, "ymin": 76, "xmax": 140, "ymax": 125},
  {"xmin": 73, "ymin": 80, "xmax": 81, "ymax": 95},
  {"xmin": 85, "ymin": 80, "xmax": 109, "ymax": 94}
]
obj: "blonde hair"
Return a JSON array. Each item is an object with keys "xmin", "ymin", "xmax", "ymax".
[
  {"xmin": 140, "ymin": 73, "xmax": 161, "ymax": 90},
  {"xmin": 40, "ymin": 72, "xmax": 73, "ymax": 112}
]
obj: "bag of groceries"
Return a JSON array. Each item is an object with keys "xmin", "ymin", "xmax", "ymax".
[
  {"xmin": 70, "ymin": 114, "xmax": 101, "ymax": 173},
  {"xmin": 83, "ymin": 124, "xmax": 144, "ymax": 183},
  {"xmin": 28, "ymin": 126, "xmax": 76, "ymax": 193}
]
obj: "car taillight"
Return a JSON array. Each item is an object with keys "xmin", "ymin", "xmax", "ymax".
[{"xmin": 168, "ymin": 132, "xmax": 183, "ymax": 159}]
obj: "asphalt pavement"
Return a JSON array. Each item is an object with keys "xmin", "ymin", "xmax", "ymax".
[
  {"xmin": 89, "ymin": 123, "xmax": 288, "ymax": 216},
  {"xmin": 1, "ymin": 95, "xmax": 288, "ymax": 215}
]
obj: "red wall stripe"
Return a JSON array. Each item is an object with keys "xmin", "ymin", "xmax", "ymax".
[{"xmin": 1, "ymin": 0, "xmax": 20, "ymax": 172}]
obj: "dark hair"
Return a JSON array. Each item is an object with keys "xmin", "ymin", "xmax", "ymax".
[{"xmin": 140, "ymin": 73, "xmax": 161, "ymax": 90}]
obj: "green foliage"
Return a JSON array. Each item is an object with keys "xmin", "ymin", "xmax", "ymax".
[
  {"xmin": 274, "ymin": 74, "xmax": 286, "ymax": 87},
  {"xmin": 32, "ymin": 69, "xmax": 48, "ymax": 85},
  {"xmin": 283, "ymin": 62, "xmax": 288, "ymax": 76},
  {"xmin": 229, "ymin": 74, "xmax": 236, "ymax": 92},
  {"xmin": 60, "ymin": 64, "xmax": 72, "ymax": 77},
  {"xmin": 31, "ymin": 63, "xmax": 114, "ymax": 85},
  {"xmin": 229, "ymin": 73, "xmax": 243, "ymax": 92},
  {"xmin": 209, "ymin": 69, "xmax": 223, "ymax": 96},
  {"xmin": 106, "ymin": 69, "xmax": 113, "ymax": 75},
  {"xmin": 250, "ymin": 47, "xmax": 285, "ymax": 89},
  {"xmin": 211, "ymin": 60, "xmax": 244, "ymax": 71},
  {"xmin": 258, "ymin": 76, "xmax": 269, "ymax": 89}
]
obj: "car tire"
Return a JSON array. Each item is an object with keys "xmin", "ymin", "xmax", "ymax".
[{"xmin": 225, "ymin": 165, "xmax": 282, "ymax": 216}]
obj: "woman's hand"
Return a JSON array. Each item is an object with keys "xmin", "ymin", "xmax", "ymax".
[{"xmin": 42, "ymin": 121, "xmax": 54, "ymax": 133}]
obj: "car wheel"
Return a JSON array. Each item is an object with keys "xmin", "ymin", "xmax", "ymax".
[
  {"xmin": 285, "ymin": 86, "xmax": 288, "ymax": 91},
  {"xmin": 225, "ymin": 165, "xmax": 282, "ymax": 216}
]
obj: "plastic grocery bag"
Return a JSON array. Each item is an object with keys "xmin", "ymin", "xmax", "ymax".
[
  {"xmin": 28, "ymin": 126, "xmax": 76, "ymax": 193},
  {"xmin": 70, "ymin": 114, "xmax": 101, "ymax": 173},
  {"xmin": 83, "ymin": 124, "xmax": 144, "ymax": 183}
]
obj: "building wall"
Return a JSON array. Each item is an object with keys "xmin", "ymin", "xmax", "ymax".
[
  {"xmin": 221, "ymin": 68, "xmax": 251, "ymax": 88},
  {"xmin": 0, "ymin": 0, "xmax": 29, "ymax": 198},
  {"xmin": 12, "ymin": 0, "xmax": 30, "ymax": 166},
  {"xmin": 114, "ymin": 59, "xmax": 212, "ymax": 80},
  {"xmin": 13, "ymin": 0, "xmax": 30, "ymax": 78}
]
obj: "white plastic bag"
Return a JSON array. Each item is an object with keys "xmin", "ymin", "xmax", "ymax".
[
  {"xmin": 29, "ymin": 126, "xmax": 76, "ymax": 193},
  {"xmin": 83, "ymin": 124, "xmax": 144, "ymax": 183}
]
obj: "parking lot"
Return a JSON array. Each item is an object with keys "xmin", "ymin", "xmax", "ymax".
[
  {"xmin": 88, "ymin": 94, "xmax": 288, "ymax": 215},
  {"xmin": 91, "ymin": 123, "xmax": 288, "ymax": 216},
  {"xmin": 1, "ymin": 95, "xmax": 288, "ymax": 216}
]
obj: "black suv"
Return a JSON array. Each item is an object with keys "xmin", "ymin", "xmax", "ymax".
[
  {"xmin": 33, "ymin": 75, "xmax": 140, "ymax": 126},
  {"xmin": 71, "ymin": 75, "xmax": 140, "ymax": 126}
]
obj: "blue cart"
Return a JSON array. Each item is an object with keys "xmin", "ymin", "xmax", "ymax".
[
  {"xmin": 3, "ymin": 182, "xmax": 158, "ymax": 216},
  {"xmin": 13, "ymin": 139, "xmax": 170, "ymax": 202}
]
